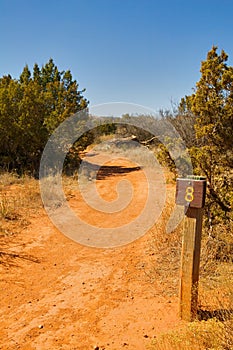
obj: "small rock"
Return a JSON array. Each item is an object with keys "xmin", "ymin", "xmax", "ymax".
[
  {"xmin": 144, "ymin": 334, "xmax": 149, "ymax": 338},
  {"xmin": 38, "ymin": 325, "xmax": 43, "ymax": 329}
]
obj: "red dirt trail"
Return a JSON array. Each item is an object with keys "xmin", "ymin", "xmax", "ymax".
[{"xmin": 0, "ymin": 154, "xmax": 182, "ymax": 350}]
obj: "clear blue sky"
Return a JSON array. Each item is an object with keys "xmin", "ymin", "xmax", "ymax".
[{"xmin": 1, "ymin": 0, "xmax": 233, "ymax": 113}]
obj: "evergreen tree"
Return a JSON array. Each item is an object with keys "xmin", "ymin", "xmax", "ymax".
[
  {"xmin": 0, "ymin": 59, "xmax": 88, "ymax": 175},
  {"xmin": 180, "ymin": 46, "xmax": 233, "ymax": 222},
  {"xmin": 19, "ymin": 64, "xmax": 31, "ymax": 85}
]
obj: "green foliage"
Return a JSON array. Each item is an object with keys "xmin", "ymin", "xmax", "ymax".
[
  {"xmin": 180, "ymin": 46, "xmax": 233, "ymax": 225},
  {"xmin": 0, "ymin": 59, "xmax": 88, "ymax": 175},
  {"xmin": 156, "ymin": 142, "xmax": 177, "ymax": 175}
]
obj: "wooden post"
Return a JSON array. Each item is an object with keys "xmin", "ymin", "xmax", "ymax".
[{"xmin": 176, "ymin": 176, "xmax": 206, "ymax": 321}]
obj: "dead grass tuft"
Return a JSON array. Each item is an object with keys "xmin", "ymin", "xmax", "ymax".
[
  {"xmin": 150, "ymin": 315, "xmax": 233, "ymax": 350},
  {"xmin": 0, "ymin": 172, "xmax": 42, "ymax": 237}
]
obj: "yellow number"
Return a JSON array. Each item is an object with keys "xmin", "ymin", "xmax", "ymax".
[{"xmin": 185, "ymin": 186, "xmax": 194, "ymax": 202}]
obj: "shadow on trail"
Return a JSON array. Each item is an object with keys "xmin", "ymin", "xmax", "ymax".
[
  {"xmin": 80, "ymin": 161, "xmax": 141, "ymax": 180},
  {"xmin": 197, "ymin": 308, "xmax": 233, "ymax": 321},
  {"xmin": 0, "ymin": 251, "xmax": 40, "ymax": 268},
  {"xmin": 0, "ymin": 239, "xmax": 40, "ymax": 268},
  {"xmin": 97, "ymin": 164, "xmax": 141, "ymax": 180}
]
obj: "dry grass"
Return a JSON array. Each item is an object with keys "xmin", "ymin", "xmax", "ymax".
[
  {"xmin": 39, "ymin": 174, "xmax": 66, "ymax": 209},
  {"xmin": 0, "ymin": 172, "xmax": 42, "ymax": 267},
  {"xmin": 0, "ymin": 171, "xmax": 25, "ymax": 187},
  {"xmin": 0, "ymin": 172, "xmax": 42, "ymax": 237},
  {"xmin": 92, "ymin": 138, "xmax": 160, "ymax": 168},
  {"xmin": 148, "ymin": 246, "xmax": 233, "ymax": 350},
  {"xmin": 138, "ymin": 177, "xmax": 183, "ymax": 298},
  {"xmin": 149, "ymin": 315, "xmax": 233, "ymax": 350}
]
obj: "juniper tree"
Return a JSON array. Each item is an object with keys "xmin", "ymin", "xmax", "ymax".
[
  {"xmin": 180, "ymin": 46, "xmax": 233, "ymax": 223},
  {"xmin": 0, "ymin": 59, "xmax": 88, "ymax": 174}
]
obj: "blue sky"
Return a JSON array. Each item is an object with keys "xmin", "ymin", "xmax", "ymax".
[{"xmin": 1, "ymin": 0, "xmax": 233, "ymax": 113}]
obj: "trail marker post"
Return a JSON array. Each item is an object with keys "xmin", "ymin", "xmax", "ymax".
[{"xmin": 176, "ymin": 176, "xmax": 206, "ymax": 321}]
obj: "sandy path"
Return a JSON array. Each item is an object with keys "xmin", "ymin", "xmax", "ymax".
[{"xmin": 0, "ymin": 153, "xmax": 181, "ymax": 350}]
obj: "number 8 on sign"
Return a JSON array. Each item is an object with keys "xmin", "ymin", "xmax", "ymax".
[{"xmin": 185, "ymin": 186, "xmax": 194, "ymax": 202}]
